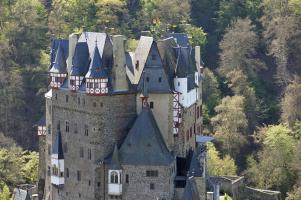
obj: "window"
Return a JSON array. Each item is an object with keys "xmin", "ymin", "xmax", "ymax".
[
  {"xmin": 150, "ymin": 102, "xmax": 154, "ymax": 109},
  {"xmin": 190, "ymin": 127, "xmax": 192, "ymax": 138},
  {"xmin": 93, "ymin": 102, "xmax": 97, "ymax": 107},
  {"xmin": 178, "ymin": 82, "xmax": 180, "ymax": 86},
  {"xmin": 65, "ymin": 121, "xmax": 69, "ymax": 132},
  {"xmin": 57, "ymin": 121, "xmax": 61, "ymax": 130},
  {"xmin": 97, "ymin": 182, "xmax": 101, "ymax": 187},
  {"xmin": 146, "ymin": 77, "xmax": 150, "ymax": 82},
  {"xmin": 83, "ymin": 98, "xmax": 85, "ymax": 105},
  {"xmin": 158, "ymin": 77, "xmax": 162, "ymax": 82},
  {"xmin": 78, "ymin": 97, "xmax": 80, "ymax": 105},
  {"xmin": 85, "ymin": 125, "xmax": 89, "ymax": 136},
  {"xmin": 66, "ymin": 168, "xmax": 69, "ymax": 178},
  {"xmin": 100, "ymin": 102, "xmax": 103, "ymax": 107},
  {"xmin": 52, "ymin": 165, "xmax": 58, "ymax": 176},
  {"xmin": 55, "ymin": 93, "xmax": 57, "ymax": 100},
  {"xmin": 48, "ymin": 125, "xmax": 51, "ymax": 135},
  {"xmin": 126, "ymin": 174, "xmax": 129, "ymax": 183},
  {"xmin": 60, "ymin": 172, "xmax": 64, "ymax": 177},
  {"xmin": 77, "ymin": 170, "xmax": 81, "ymax": 181},
  {"xmin": 146, "ymin": 170, "xmax": 158, "ymax": 177},
  {"xmin": 80, "ymin": 147, "xmax": 84, "ymax": 158},
  {"xmin": 110, "ymin": 171, "xmax": 119, "ymax": 184},
  {"xmin": 197, "ymin": 107, "xmax": 199, "ymax": 118},
  {"xmin": 88, "ymin": 148, "xmax": 92, "ymax": 160},
  {"xmin": 150, "ymin": 183, "xmax": 155, "ymax": 190},
  {"xmin": 66, "ymin": 95, "xmax": 69, "ymax": 103},
  {"xmin": 88, "ymin": 180, "xmax": 91, "ymax": 186},
  {"xmin": 74, "ymin": 123, "xmax": 78, "ymax": 134},
  {"xmin": 79, "ymin": 193, "xmax": 81, "ymax": 198},
  {"xmin": 135, "ymin": 61, "xmax": 139, "ymax": 70}
]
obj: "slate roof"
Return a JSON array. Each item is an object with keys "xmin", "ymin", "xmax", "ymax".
[
  {"xmin": 109, "ymin": 145, "xmax": 122, "ymax": 170},
  {"xmin": 52, "ymin": 129, "xmax": 64, "ymax": 159},
  {"xmin": 167, "ymin": 33, "xmax": 190, "ymax": 47},
  {"xmin": 13, "ymin": 189, "xmax": 31, "ymax": 200},
  {"xmin": 183, "ymin": 177, "xmax": 200, "ymax": 200},
  {"xmin": 50, "ymin": 39, "xmax": 69, "ymax": 70},
  {"xmin": 125, "ymin": 52, "xmax": 134, "ymax": 75},
  {"xmin": 70, "ymin": 42, "xmax": 90, "ymax": 76},
  {"xmin": 137, "ymin": 68, "xmax": 171, "ymax": 93},
  {"xmin": 37, "ymin": 115, "xmax": 46, "ymax": 126},
  {"xmin": 188, "ymin": 151, "xmax": 203, "ymax": 177},
  {"xmin": 118, "ymin": 107, "xmax": 174, "ymax": 166},
  {"xmin": 175, "ymin": 47, "xmax": 196, "ymax": 78},
  {"xmin": 157, "ymin": 38, "xmax": 178, "ymax": 90},
  {"xmin": 85, "ymin": 45, "xmax": 108, "ymax": 78},
  {"xmin": 49, "ymin": 43, "xmax": 67, "ymax": 74}
]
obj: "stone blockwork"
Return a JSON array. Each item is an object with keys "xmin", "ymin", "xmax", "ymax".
[
  {"xmin": 44, "ymin": 89, "xmax": 136, "ymax": 200},
  {"xmin": 114, "ymin": 165, "xmax": 176, "ymax": 200},
  {"xmin": 175, "ymin": 104, "xmax": 197, "ymax": 157}
]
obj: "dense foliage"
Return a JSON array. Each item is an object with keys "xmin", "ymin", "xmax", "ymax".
[{"xmin": 0, "ymin": 0, "xmax": 300, "ymax": 198}]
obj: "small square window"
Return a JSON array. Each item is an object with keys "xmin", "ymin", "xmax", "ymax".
[{"xmin": 150, "ymin": 183, "xmax": 155, "ymax": 190}]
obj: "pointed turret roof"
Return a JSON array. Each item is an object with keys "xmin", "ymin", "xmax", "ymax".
[
  {"xmin": 36, "ymin": 115, "xmax": 46, "ymax": 127},
  {"xmin": 118, "ymin": 107, "xmax": 174, "ymax": 166},
  {"xmin": 188, "ymin": 151, "xmax": 203, "ymax": 177},
  {"xmin": 183, "ymin": 177, "xmax": 200, "ymax": 200},
  {"xmin": 50, "ymin": 43, "xmax": 67, "ymax": 74},
  {"xmin": 85, "ymin": 45, "xmax": 108, "ymax": 78},
  {"xmin": 52, "ymin": 129, "xmax": 64, "ymax": 159},
  {"xmin": 109, "ymin": 144, "xmax": 122, "ymax": 170},
  {"xmin": 70, "ymin": 42, "xmax": 90, "ymax": 76}
]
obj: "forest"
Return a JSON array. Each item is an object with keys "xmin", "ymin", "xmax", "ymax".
[{"xmin": 0, "ymin": 0, "xmax": 300, "ymax": 199}]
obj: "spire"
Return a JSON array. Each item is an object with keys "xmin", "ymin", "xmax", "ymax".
[
  {"xmin": 70, "ymin": 42, "xmax": 90, "ymax": 76},
  {"xmin": 52, "ymin": 128, "xmax": 64, "ymax": 159},
  {"xmin": 110, "ymin": 144, "xmax": 122, "ymax": 170},
  {"xmin": 50, "ymin": 42, "xmax": 67, "ymax": 74},
  {"xmin": 85, "ymin": 44, "xmax": 108, "ymax": 78}
]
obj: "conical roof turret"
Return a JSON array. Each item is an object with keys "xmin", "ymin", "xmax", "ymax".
[
  {"xmin": 85, "ymin": 44, "xmax": 108, "ymax": 78},
  {"xmin": 50, "ymin": 42, "xmax": 67, "ymax": 74}
]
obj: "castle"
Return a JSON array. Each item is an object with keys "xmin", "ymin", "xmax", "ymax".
[{"xmin": 37, "ymin": 32, "xmax": 207, "ymax": 200}]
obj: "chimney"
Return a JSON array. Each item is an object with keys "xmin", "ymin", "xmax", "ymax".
[
  {"xmin": 195, "ymin": 46, "xmax": 201, "ymax": 75},
  {"xmin": 67, "ymin": 33, "xmax": 79, "ymax": 74},
  {"xmin": 112, "ymin": 35, "xmax": 128, "ymax": 91}
]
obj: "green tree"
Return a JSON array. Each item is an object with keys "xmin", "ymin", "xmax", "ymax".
[
  {"xmin": 219, "ymin": 18, "xmax": 265, "ymax": 78},
  {"xmin": 0, "ymin": 184, "xmax": 11, "ymax": 200},
  {"xmin": 226, "ymin": 70, "xmax": 258, "ymax": 133},
  {"xmin": 246, "ymin": 124, "xmax": 297, "ymax": 195},
  {"xmin": 211, "ymin": 95, "xmax": 248, "ymax": 158},
  {"xmin": 4, "ymin": 0, "xmax": 48, "ymax": 65},
  {"xmin": 286, "ymin": 186, "xmax": 301, "ymax": 200},
  {"xmin": 281, "ymin": 82, "xmax": 301, "ymax": 127},
  {"xmin": 207, "ymin": 143, "xmax": 237, "ymax": 176},
  {"xmin": 202, "ymin": 68, "xmax": 221, "ymax": 115},
  {"xmin": 185, "ymin": 25, "xmax": 207, "ymax": 50}
]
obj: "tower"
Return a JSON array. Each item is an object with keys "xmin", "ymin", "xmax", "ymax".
[{"xmin": 49, "ymin": 43, "xmax": 68, "ymax": 89}]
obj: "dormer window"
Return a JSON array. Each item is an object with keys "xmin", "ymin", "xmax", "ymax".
[
  {"xmin": 110, "ymin": 171, "xmax": 119, "ymax": 184},
  {"xmin": 108, "ymin": 170, "xmax": 122, "ymax": 195}
]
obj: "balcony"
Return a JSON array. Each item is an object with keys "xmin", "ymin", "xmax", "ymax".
[{"xmin": 108, "ymin": 184, "xmax": 122, "ymax": 195}]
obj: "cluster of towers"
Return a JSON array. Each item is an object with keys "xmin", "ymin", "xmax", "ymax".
[{"xmin": 37, "ymin": 31, "xmax": 206, "ymax": 200}]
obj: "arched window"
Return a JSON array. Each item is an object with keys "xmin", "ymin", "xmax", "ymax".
[{"xmin": 110, "ymin": 171, "xmax": 119, "ymax": 184}]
